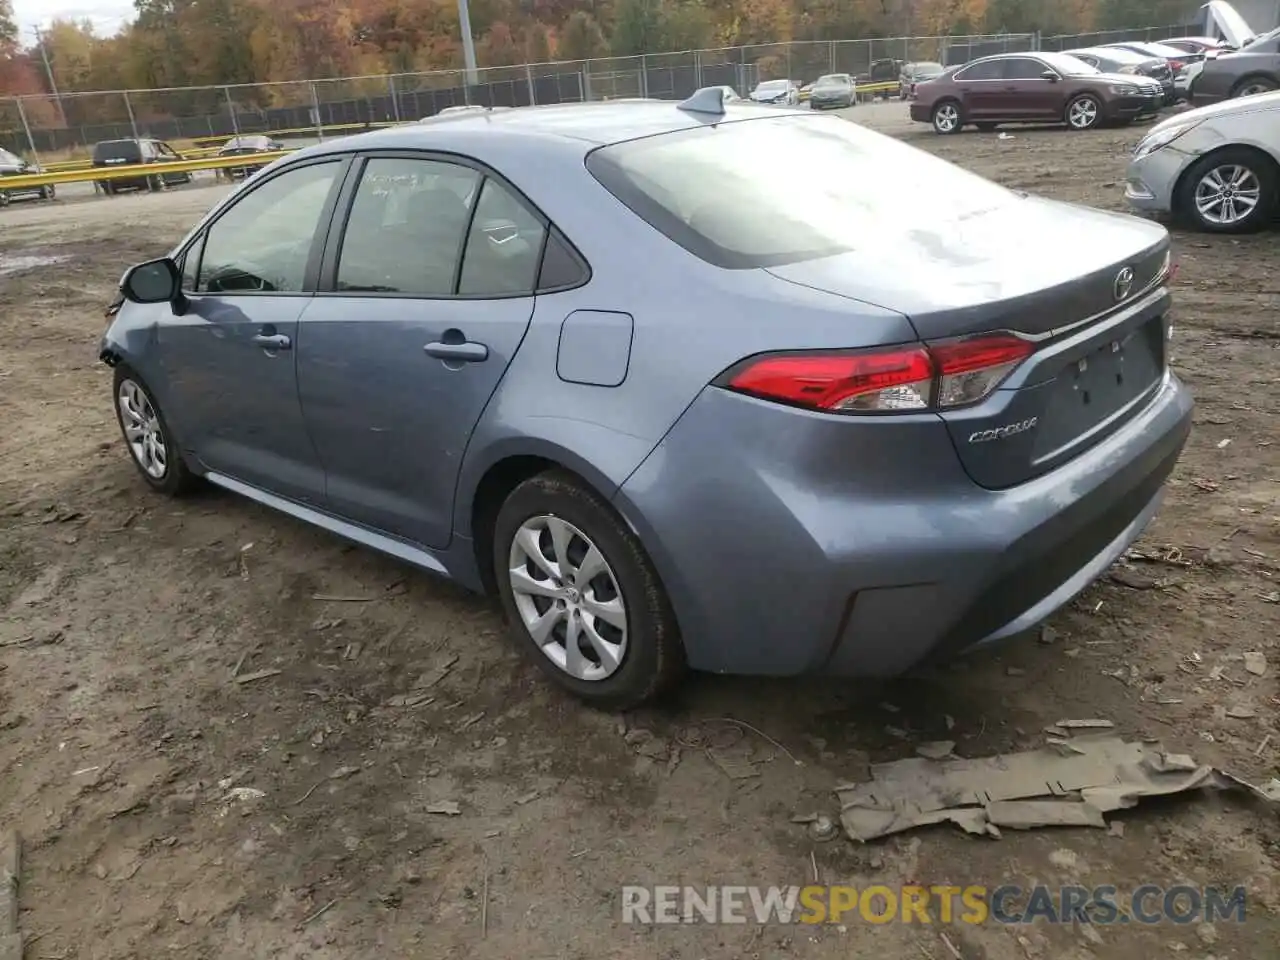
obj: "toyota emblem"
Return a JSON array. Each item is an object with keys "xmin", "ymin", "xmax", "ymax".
[{"xmin": 1114, "ymin": 266, "xmax": 1135, "ymax": 301}]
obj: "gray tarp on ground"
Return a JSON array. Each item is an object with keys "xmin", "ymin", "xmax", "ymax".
[{"xmin": 837, "ymin": 735, "xmax": 1280, "ymax": 841}]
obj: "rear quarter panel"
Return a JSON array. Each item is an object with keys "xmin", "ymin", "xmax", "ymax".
[{"xmin": 451, "ymin": 128, "xmax": 917, "ymax": 538}]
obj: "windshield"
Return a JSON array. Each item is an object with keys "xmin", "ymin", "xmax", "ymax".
[
  {"xmin": 587, "ymin": 114, "xmax": 1015, "ymax": 270},
  {"xmin": 915, "ymin": 62, "xmax": 944, "ymax": 74},
  {"xmin": 815, "ymin": 75, "xmax": 850, "ymax": 86},
  {"xmin": 0, "ymin": 148, "xmax": 22, "ymax": 165},
  {"xmin": 756, "ymin": 80, "xmax": 788, "ymax": 92},
  {"xmin": 1040, "ymin": 52, "xmax": 1100, "ymax": 76}
]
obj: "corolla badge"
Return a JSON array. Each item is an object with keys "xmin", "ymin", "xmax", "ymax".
[
  {"xmin": 1113, "ymin": 266, "xmax": 1135, "ymax": 301},
  {"xmin": 968, "ymin": 417, "xmax": 1038, "ymax": 444}
]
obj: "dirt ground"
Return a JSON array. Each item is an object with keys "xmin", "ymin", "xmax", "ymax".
[{"xmin": 1, "ymin": 102, "xmax": 1277, "ymax": 960}]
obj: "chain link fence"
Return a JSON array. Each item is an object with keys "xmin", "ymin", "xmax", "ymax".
[
  {"xmin": 4, "ymin": 28, "xmax": 1197, "ymax": 163},
  {"xmin": 1039, "ymin": 23, "xmax": 1199, "ymax": 52}
]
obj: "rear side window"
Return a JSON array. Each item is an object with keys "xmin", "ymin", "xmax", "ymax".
[
  {"xmin": 955, "ymin": 60, "xmax": 1002, "ymax": 81},
  {"xmin": 586, "ymin": 114, "xmax": 1015, "ymax": 270},
  {"xmin": 94, "ymin": 141, "xmax": 141, "ymax": 163},
  {"xmin": 1003, "ymin": 57, "xmax": 1048, "ymax": 79}
]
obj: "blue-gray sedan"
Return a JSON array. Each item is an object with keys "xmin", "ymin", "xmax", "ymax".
[{"xmin": 100, "ymin": 92, "xmax": 1193, "ymax": 708}]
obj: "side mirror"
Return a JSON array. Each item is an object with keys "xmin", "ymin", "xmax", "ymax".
[
  {"xmin": 121, "ymin": 258, "xmax": 183, "ymax": 309},
  {"xmin": 1041, "ymin": 70, "xmax": 1059, "ymax": 82}
]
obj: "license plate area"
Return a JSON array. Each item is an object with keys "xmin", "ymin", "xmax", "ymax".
[{"xmin": 1031, "ymin": 316, "xmax": 1164, "ymax": 461}]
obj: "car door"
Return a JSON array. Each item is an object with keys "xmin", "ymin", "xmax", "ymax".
[
  {"xmin": 953, "ymin": 59, "xmax": 1004, "ymax": 118},
  {"xmin": 158, "ymin": 157, "xmax": 348, "ymax": 504},
  {"xmin": 296, "ymin": 153, "xmax": 545, "ymax": 548},
  {"xmin": 998, "ymin": 57, "xmax": 1062, "ymax": 119}
]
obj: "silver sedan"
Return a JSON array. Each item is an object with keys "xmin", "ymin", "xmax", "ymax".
[{"xmin": 1126, "ymin": 91, "xmax": 1280, "ymax": 232}]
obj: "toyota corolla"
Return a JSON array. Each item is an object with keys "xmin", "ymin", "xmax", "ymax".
[{"xmin": 100, "ymin": 91, "xmax": 1192, "ymax": 708}]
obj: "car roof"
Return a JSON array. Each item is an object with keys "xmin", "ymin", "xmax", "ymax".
[{"xmin": 300, "ymin": 99, "xmax": 808, "ymax": 158}]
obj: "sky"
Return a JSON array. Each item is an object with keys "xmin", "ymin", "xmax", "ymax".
[{"xmin": 12, "ymin": 0, "xmax": 134, "ymax": 35}]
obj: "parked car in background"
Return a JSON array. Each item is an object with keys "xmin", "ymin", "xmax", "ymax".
[
  {"xmin": 92, "ymin": 138, "xmax": 193, "ymax": 195},
  {"xmin": 910, "ymin": 52, "xmax": 1163, "ymax": 134},
  {"xmin": 899, "ymin": 61, "xmax": 945, "ymax": 99},
  {"xmin": 857, "ymin": 58, "xmax": 904, "ymax": 100},
  {"xmin": 749, "ymin": 79, "xmax": 799, "ymax": 104},
  {"xmin": 1191, "ymin": 26, "xmax": 1280, "ymax": 102},
  {"xmin": 1163, "ymin": 36, "xmax": 1233, "ymax": 55},
  {"xmin": 1126, "ymin": 90, "xmax": 1280, "ymax": 232},
  {"xmin": 98, "ymin": 94, "xmax": 1192, "ymax": 708},
  {"xmin": 808, "ymin": 73, "xmax": 857, "ymax": 109},
  {"xmin": 216, "ymin": 135, "xmax": 283, "ymax": 181},
  {"xmin": 1066, "ymin": 46, "xmax": 1175, "ymax": 103},
  {"xmin": 0, "ymin": 147, "xmax": 54, "ymax": 205},
  {"xmin": 1102, "ymin": 40, "xmax": 1203, "ymax": 74}
]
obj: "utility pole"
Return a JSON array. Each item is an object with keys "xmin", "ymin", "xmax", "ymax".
[
  {"xmin": 457, "ymin": 0, "xmax": 478, "ymax": 87},
  {"xmin": 32, "ymin": 26, "xmax": 68, "ymax": 127}
]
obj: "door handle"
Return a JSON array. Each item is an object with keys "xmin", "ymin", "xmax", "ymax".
[
  {"xmin": 252, "ymin": 333, "xmax": 291, "ymax": 350},
  {"xmin": 424, "ymin": 340, "xmax": 488, "ymax": 363}
]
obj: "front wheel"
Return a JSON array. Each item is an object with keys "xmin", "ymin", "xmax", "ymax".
[
  {"xmin": 1178, "ymin": 148, "xmax": 1276, "ymax": 234},
  {"xmin": 932, "ymin": 100, "xmax": 962, "ymax": 134},
  {"xmin": 41, "ymin": 185, "xmax": 55, "ymax": 200},
  {"xmin": 1066, "ymin": 94, "xmax": 1102, "ymax": 130},
  {"xmin": 112, "ymin": 366, "xmax": 197, "ymax": 496},
  {"xmin": 493, "ymin": 470, "xmax": 685, "ymax": 709}
]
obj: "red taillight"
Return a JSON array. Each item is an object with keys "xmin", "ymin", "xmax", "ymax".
[
  {"xmin": 1169, "ymin": 58, "xmax": 1185, "ymax": 71},
  {"xmin": 721, "ymin": 334, "xmax": 1034, "ymax": 414}
]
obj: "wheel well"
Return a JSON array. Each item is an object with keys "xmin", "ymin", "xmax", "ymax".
[
  {"xmin": 1172, "ymin": 143, "xmax": 1280, "ymax": 215},
  {"xmin": 469, "ymin": 455, "xmax": 559, "ymax": 594},
  {"xmin": 1230, "ymin": 73, "xmax": 1278, "ymax": 96}
]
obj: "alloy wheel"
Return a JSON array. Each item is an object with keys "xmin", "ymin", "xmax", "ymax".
[
  {"xmin": 117, "ymin": 378, "xmax": 168, "ymax": 480},
  {"xmin": 933, "ymin": 103, "xmax": 959, "ymax": 133},
  {"xmin": 508, "ymin": 515, "xmax": 628, "ymax": 682},
  {"xmin": 1194, "ymin": 164, "xmax": 1261, "ymax": 226},
  {"xmin": 1068, "ymin": 97, "xmax": 1099, "ymax": 129},
  {"xmin": 1239, "ymin": 82, "xmax": 1274, "ymax": 97}
]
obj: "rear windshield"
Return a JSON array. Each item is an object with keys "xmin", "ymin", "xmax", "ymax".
[
  {"xmin": 0, "ymin": 148, "xmax": 22, "ymax": 165},
  {"xmin": 94, "ymin": 140, "xmax": 142, "ymax": 161},
  {"xmin": 586, "ymin": 115, "xmax": 1014, "ymax": 269}
]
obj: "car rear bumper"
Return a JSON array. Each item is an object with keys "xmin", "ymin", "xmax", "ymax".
[
  {"xmin": 909, "ymin": 103, "xmax": 931, "ymax": 122},
  {"xmin": 616, "ymin": 369, "xmax": 1192, "ymax": 678}
]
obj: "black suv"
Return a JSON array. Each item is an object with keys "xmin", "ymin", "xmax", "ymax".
[
  {"xmin": 0, "ymin": 147, "xmax": 54, "ymax": 205},
  {"xmin": 92, "ymin": 139, "xmax": 193, "ymax": 195}
]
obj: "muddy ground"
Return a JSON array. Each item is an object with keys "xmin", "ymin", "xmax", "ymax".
[{"xmin": 1, "ymin": 102, "xmax": 1277, "ymax": 960}]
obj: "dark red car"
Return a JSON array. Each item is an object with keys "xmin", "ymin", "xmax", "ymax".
[{"xmin": 909, "ymin": 52, "xmax": 1164, "ymax": 134}]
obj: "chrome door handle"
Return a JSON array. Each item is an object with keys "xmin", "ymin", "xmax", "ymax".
[
  {"xmin": 424, "ymin": 341, "xmax": 488, "ymax": 363},
  {"xmin": 252, "ymin": 333, "xmax": 291, "ymax": 350}
]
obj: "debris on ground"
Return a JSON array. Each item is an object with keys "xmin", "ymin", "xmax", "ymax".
[
  {"xmin": 915, "ymin": 741, "xmax": 956, "ymax": 761},
  {"xmin": 425, "ymin": 801, "xmax": 461, "ymax": 816},
  {"xmin": 836, "ymin": 735, "xmax": 1278, "ymax": 841},
  {"xmin": 1243, "ymin": 652, "xmax": 1267, "ymax": 677}
]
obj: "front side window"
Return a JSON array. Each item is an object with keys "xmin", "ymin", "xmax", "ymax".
[
  {"xmin": 1003, "ymin": 57, "xmax": 1050, "ymax": 80},
  {"xmin": 587, "ymin": 114, "xmax": 1015, "ymax": 270},
  {"xmin": 336, "ymin": 157, "xmax": 481, "ymax": 296},
  {"xmin": 198, "ymin": 160, "xmax": 341, "ymax": 294}
]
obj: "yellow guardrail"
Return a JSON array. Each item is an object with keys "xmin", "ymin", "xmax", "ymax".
[
  {"xmin": 40, "ymin": 145, "xmax": 228, "ymax": 173},
  {"xmin": 0, "ymin": 150, "xmax": 295, "ymax": 191},
  {"xmin": 858, "ymin": 80, "xmax": 901, "ymax": 95},
  {"xmin": 188, "ymin": 120, "xmax": 399, "ymax": 147}
]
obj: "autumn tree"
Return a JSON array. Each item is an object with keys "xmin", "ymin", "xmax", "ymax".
[{"xmin": 559, "ymin": 10, "xmax": 608, "ymax": 59}]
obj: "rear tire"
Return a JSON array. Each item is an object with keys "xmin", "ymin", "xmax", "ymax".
[
  {"xmin": 1232, "ymin": 76, "xmax": 1277, "ymax": 98},
  {"xmin": 492, "ymin": 469, "xmax": 685, "ymax": 710},
  {"xmin": 1177, "ymin": 146, "xmax": 1277, "ymax": 234},
  {"xmin": 932, "ymin": 100, "xmax": 962, "ymax": 134},
  {"xmin": 1066, "ymin": 94, "xmax": 1102, "ymax": 130}
]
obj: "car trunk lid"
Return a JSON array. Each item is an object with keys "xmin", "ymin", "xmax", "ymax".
[{"xmin": 765, "ymin": 197, "xmax": 1172, "ymax": 488}]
